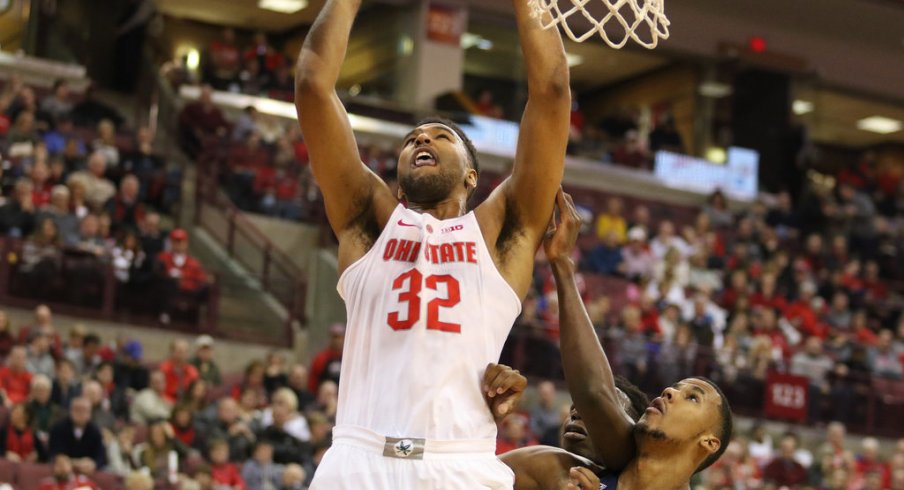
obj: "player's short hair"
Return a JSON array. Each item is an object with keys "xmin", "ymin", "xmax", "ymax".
[
  {"xmin": 415, "ymin": 116, "xmax": 479, "ymax": 175},
  {"xmin": 614, "ymin": 376, "xmax": 649, "ymax": 422},
  {"xmin": 693, "ymin": 377, "xmax": 733, "ymax": 474}
]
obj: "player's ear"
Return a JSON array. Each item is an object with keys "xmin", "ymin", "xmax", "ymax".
[
  {"xmin": 465, "ymin": 168, "xmax": 477, "ymax": 191},
  {"xmin": 699, "ymin": 432, "xmax": 721, "ymax": 456},
  {"xmin": 397, "ymin": 187, "xmax": 406, "ymax": 201}
]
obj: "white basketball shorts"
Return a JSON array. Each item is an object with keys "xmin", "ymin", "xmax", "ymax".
[{"xmin": 309, "ymin": 425, "xmax": 514, "ymax": 490}]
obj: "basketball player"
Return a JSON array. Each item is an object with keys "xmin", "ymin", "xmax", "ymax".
[
  {"xmin": 294, "ymin": 0, "xmax": 570, "ymax": 486},
  {"xmin": 546, "ymin": 190, "xmax": 733, "ymax": 489},
  {"xmin": 498, "ymin": 375, "xmax": 649, "ymax": 490}
]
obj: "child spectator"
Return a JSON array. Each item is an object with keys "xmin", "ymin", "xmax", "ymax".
[{"xmin": 209, "ymin": 438, "xmax": 246, "ymax": 489}]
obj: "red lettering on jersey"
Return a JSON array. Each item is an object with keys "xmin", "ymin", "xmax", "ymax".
[
  {"xmin": 383, "ymin": 239, "xmax": 398, "ymax": 261},
  {"xmin": 465, "ymin": 242, "xmax": 477, "ymax": 263},
  {"xmin": 452, "ymin": 242, "xmax": 465, "ymax": 262},
  {"xmin": 409, "ymin": 241, "xmax": 422, "ymax": 262},
  {"xmin": 440, "ymin": 243, "xmax": 455, "ymax": 262},
  {"xmin": 395, "ymin": 239, "xmax": 414, "ymax": 262}
]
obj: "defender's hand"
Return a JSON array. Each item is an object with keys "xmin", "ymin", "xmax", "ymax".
[
  {"xmin": 544, "ymin": 188, "xmax": 582, "ymax": 263},
  {"xmin": 483, "ymin": 363, "xmax": 527, "ymax": 421},
  {"xmin": 567, "ymin": 466, "xmax": 600, "ymax": 489}
]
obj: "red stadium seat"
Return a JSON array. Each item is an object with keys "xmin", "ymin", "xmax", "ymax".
[
  {"xmin": 0, "ymin": 459, "xmax": 17, "ymax": 485},
  {"xmin": 15, "ymin": 463, "xmax": 52, "ymax": 490},
  {"xmin": 92, "ymin": 470, "xmax": 122, "ymax": 490}
]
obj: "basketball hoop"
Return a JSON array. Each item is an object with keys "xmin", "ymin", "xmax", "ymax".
[{"xmin": 528, "ymin": 0, "xmax": 670, "ymax": 49}]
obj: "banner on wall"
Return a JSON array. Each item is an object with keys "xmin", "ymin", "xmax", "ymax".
[
  {"xmin": 426, "ymin": 3, "xmax": 467, "ymax": 46},
  {"xmin": 764, "ymin": 371, "xmax": 809, "ymax": 422},
  {"xmin": 654, "ymin": 147, "xmax": 759, "ymax": 201}
]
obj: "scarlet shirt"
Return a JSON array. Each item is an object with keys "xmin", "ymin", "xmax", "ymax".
[
  {"xmin": 211, "ymin": 462, "xmax": 246, "ymax": 489},
  {"xmin": 37, "ymin": 475, "xmax": 99, "ymax": 490},
  {"xmin": 308, "ymin": 347, "xmax": 342, "ymax": 393},
  {"xmin": 0, "ymin": 368, "xmax": 33, "ymax": 404},
  {"xmin": 157, "ymin": 251, "xmax": 207, "ymax": 292},
  {"xmin": 159, "ymin": 360, "xmax": 199, "ymax": 403},
  {"xmin": 4, "ymin": 424, "xmax": 36, "ymax": 459}
]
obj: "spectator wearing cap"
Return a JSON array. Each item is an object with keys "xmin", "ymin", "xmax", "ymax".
[
  {"xmin": 0, "ymin": 346, "xmax": 33, "ymax": 404},
  {"xmin": 114, "ymin": 340, "xmax": 149, "ymax": 392},
  {"xmin": 159, "ymin": 339, "xmax": 199, "ymax": 403},
  {"xmin": 105, "ymin": 174, "xmax": 145, "ymax": 234},
  {"xmin": 69, "ymin": 152, "xmax": 116, "ymax": 209},
  {"xmin": 155, "ymin": 228, "xmax": 210, "ymax": 322},
  {"xmin": 191, "ymin": 334, "xmax": 222, "ymax": 386},
  {"xmin": 309, "ymin": 323, "xmax": 344, "ymax": 393},
  {"xmin": 621, "ymin": 226, "xmax": 654, "ymax": 280},
  {"xmin": 130, "ymin": 370, "xmax": 173, "ymax": 425},
  {"xmin": 48, "ymin": 396, "xmax": 107, "ymax": 474}
]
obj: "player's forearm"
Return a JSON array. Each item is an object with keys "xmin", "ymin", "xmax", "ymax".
[
  {"xmin": 295, "ymin": 0, "xmax": 362, "ymax": 94},
  {"xmin": 512, "ymin": 0, "xmax": 570, "ymax": 98},
  {"xmin": 551, "ymin": 258, "xmax": 617, "ymax": 404}
]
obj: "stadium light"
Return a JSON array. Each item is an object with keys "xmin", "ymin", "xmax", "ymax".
[
  {"xmin": 856, "ymin": 116, "xmax": 902, "ymax": 134},
  {"xmin": 258, "ymin": 0, "xmax": 308, "ymax": 14},
  {"xmin": 186, "ymin": 49, "xmax": 200, "ymax": 71},
  {"xmin": 792, "ymin": 100, "xmax": 813, "ymax": 115}
]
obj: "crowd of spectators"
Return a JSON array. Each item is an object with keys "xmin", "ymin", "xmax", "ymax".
[
  {"xmin": 202, "ymin": 29, "xmax": 294, "ymax": 103},
  {"xmin": 506, "ymin": 152, "xmax": 904, "ymax": 432},
  {"xmin": 702, "ymin": 422, "xmax": 904, "ymax": 489},
  {"xmin": 0, "ymin": 75, "xmax": 205, "ymax": 324},
  {"xmin": 0, "ymin": 304, "xmax": 339, "ymax": 489}
]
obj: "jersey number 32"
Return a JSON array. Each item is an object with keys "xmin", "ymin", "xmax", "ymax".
[{"xmin": 387, "ymin": 269, "xmax": 461, "ymax": 333}]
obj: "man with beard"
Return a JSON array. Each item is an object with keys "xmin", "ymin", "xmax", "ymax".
[
  {"xmin": 498, "ymin": 375, "xmax": 649, "ymax": 490},
  {"xmin": 295, "ymin": 0, "xmax": 570, "ymax": 487},
  {"xmin": 547, "ymin": 190, "xmax": 733, "ymax": 489}
]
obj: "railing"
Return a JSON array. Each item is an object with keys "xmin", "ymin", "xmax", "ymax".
[
  {"xmin": 0, "ymin": 237, "xmax": 220, "ymax": 335},
  {"xmin": 193, "ymin": 149, "xmax": 307, "ymax": 345}
]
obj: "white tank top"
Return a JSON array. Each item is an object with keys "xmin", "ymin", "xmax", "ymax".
[{"xmin": 336, "ymin": 204, "xmax": 522, "ymax": 441}]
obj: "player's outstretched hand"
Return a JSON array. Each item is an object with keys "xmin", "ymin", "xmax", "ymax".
[
  {"xmin": 567, "ymin": 466, "xmax": 600, "ymax": 489},
  {"xmin": 483, "ymin": 363, "xmax": 527, "ymax": 421},
  {"xmin": 543, "ymin": 188, "xmax": 582, "ymax": 263}
]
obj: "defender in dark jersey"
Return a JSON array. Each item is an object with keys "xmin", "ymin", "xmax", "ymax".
[
  {"xmin": 546, "ymin": 189, "xmax": 733, "ymax": 490},
  {"xmin": 497, "ymin": 377, "xmax": 649, "ymax": 490}
]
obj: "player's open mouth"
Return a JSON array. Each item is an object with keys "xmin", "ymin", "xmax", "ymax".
[
  {"xmin": 563, "ymin": 422, "xmax": 588, "ymax": 440},
  {"xmin": 646, "ymin": 398, "xmax": 666, "ymax": 415},
  {"xmin": 413, "ymin": 149, "xmax": 437, "ymax": 167}
]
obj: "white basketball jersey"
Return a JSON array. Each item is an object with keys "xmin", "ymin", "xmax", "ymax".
[{"xmin": 336, "ymin": 204, "xmax": 522, "ymax": 441}]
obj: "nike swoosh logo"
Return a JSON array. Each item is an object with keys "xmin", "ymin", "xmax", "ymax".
[{"xmin": 398, "ymin": 220, "xmax": 417, "ymax": 227}]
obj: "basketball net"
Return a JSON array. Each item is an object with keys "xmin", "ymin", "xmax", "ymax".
[{"xmin": 527, "ymin": 0, "xmax": 670, "ymax": 49}]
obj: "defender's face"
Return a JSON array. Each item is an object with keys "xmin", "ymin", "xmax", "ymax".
[
  {"xmin": 396, "ymin": 124, "xmax": 474, "ymax": 203},
  {"xmin": 636, "ymin": 378, "xmax": 720, "ymax": 443}
]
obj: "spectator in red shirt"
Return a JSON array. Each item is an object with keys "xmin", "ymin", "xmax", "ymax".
[
  {"xmin": 155, "ymin": 228, "xmax": 210, "ymax": 323},
  {"xmin": 0, "ymin": 346, "xmax": 33, "ymax": 405},
  {"xmin": 784, "ymin": 281, "xmax": 827, "ymax": 339},
  {"xmin": 243, "ymin": 32, "xmax": 285, "ymax": 75},
  {"xmin": 309, "ymin": 323, "xmax": 344, "ymax": 393},
  {"xmin": 749, "ymin": 273, "xmax": 788, "ymax": 312},
  {"xmin": 763, "ymin": 433, "xmax": 808, "ymax": 487},
  {"xmin": 38, "ymin": 454, "xmax": 100, "ymax": 490},
  {"xmin": 207, "ymin": 28, "xmax": 242, "ymax": 90},
  {"xmin": 31, "ymin": 160, "xmax": 53, "ymax": 208},
  {"xmin": 177, "ymin": 85, "xmax": 230, "ymax": 158},
  {"xmin": 159, "ymin": 339, "xmax": 199, "ymax": 403},
  {"xmin": 209, "ymin": 438, "xmax": 246, "ymax": 489},
  {"xmin": 854, "ymin": 437, "xmax": 891, "ymax": 488},
  {"xmin": 0, "ymin": 403, "xmax": 39, "ymax": 462}
]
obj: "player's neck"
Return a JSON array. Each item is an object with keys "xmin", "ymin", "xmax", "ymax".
[
  {"xmin": 619, "ymin": 449, "xmax": 694, "ymax": 490},
  {"xmin": 407, "ymin": 196, "xmax": 467, "ymax": 220}
]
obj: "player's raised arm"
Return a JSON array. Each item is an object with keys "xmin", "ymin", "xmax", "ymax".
[
  {"xmin": 295, "ymin": 0, "xmax": 393, "ymax": 237},
  {"xmin": 505, "ymin": 0, "xmax": 571, "ymax": 233},
  {"xmin": 546, "ymin": 190, "xmax": 636, "ymax": 471}
]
